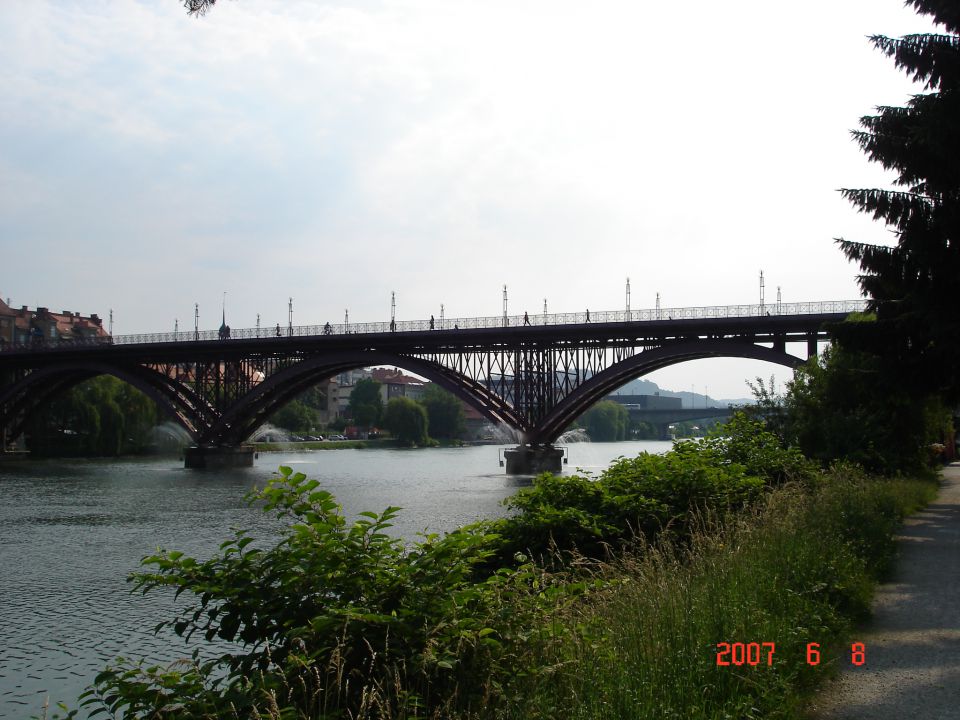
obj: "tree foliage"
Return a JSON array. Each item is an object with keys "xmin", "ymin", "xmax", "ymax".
[
  {"xmin": 629, "ymin": 419, "xmax": 659, "ymax": 439},
  {"xmin": 348, "ymin": 378, "xmax": 382, "ymax": 429},
  {"xmin": 267, "ymin": 399, "xmax": 317, "ymax": 432},
  {"xmin": 580, "ymin": 400, "xmax": 629, "ymax": 441},
  {"xmin": 24, "ymin": 375, "xmax": 158, "ymax": 457},
  {"xmin": 183, "ymin": 0, "xmax": 218, "ymax": 15},
  {"xmin": 419, "ymin": 384, "xmax": 466, "ymax": 439},
  {"xmin": 835, "ymin": 3, "xmax": 960, "ymax": 404},
  {"xmin": 749, "ymin": 345, "xmax": 951, "ymax": 474},
  {"xmin": 382, "ymin": 396, "xmax": 429, "ymax": 445}
]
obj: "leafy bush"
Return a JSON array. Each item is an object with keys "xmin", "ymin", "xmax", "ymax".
[
  {"xmin": 485, "ymin": 414, "xmax": 815, "ymax": 565},
  {"xmin": 483, "ymin": 414, "xmax": 800, "ymax": 566},
  {"xmin": 486, "ymin": 469, "xmax": 937, "ymax": 720},
  {"xmin": 68, "ymin": 466, "xmax": 520, "ymax": 718},
  {"xmin": 682, "ymin": 412, "xmax": 818, "ymax": 486}
]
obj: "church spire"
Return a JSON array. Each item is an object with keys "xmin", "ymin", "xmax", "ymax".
[{"xmin": 218, "ymin": 291, "xmax": 229, "ymax": 339}]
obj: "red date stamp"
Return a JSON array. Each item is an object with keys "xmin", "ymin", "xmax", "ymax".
[{"xmin": 716, "ymin": 642, "xmax": 866, "ymax": 667}]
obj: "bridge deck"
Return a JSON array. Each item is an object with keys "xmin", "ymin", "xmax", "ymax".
[{"xmin": 0, "ymin": 301, "xmax": 864, "ymax": 363}]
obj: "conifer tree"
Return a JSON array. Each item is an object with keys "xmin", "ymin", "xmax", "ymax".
[
  {"xmin": 184, "ymin": 0, "xmax": 217, "ymax": 15},
  {"xmin": 835, "ymin": 1, "xmax": 960, "ymax": 402}
]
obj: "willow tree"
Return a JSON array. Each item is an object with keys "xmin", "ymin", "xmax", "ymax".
[{"xmin": 836, "ymin": 1, "xmax": 960, "ymax": 404}]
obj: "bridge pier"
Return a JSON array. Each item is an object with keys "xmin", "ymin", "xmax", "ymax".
[
  {"xmin": 502, "ymin": 444, "xmax": 565, "ymax": 475},
  {"xmin": 184, "ymin": 444, "xmax": 255, "ymax": 469}
]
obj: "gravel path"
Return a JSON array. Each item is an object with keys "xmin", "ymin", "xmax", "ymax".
[{"xmin": 808, "ymin": 463, "xmax": 960, "ymax": 720}]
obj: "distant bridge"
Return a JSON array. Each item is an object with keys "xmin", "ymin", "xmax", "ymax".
[
  {"xmin": 607, "ymin": 399, "xmax": 736, "ymax": 438},
  {"xmin": 0, "ymin": 300, "xmax": 864, "ymax": 469}
]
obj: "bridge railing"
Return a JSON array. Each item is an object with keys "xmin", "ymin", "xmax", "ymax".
[
  {"xmin": 0, "ymin": 300, "xmax": 867, "ymax": 350},
  {"xmin": 0, "ymin": 335, "xmax": 117, "ymax": 352}
]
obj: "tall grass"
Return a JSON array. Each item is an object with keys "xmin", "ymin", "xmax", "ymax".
[{"xmin": 478, "ymin": 470, "xmax": 937, "ymax": 720}]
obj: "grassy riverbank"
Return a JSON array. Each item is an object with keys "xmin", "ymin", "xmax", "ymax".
[
  {"xmin": 473, "ymin": 470, "xmax": 936, "ymax": 719},
  {"xmin": 56, "ymin": 416, "xmax": 938, "ymax": 720}
]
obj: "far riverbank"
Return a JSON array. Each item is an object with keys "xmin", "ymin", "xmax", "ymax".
[
  {"xmin": 251, "ymin": 438, "xmax": 466, "ymax": 452},
  {"xmin": 250, "ymin": 437, "xmax": 677, "ymax": 453}
]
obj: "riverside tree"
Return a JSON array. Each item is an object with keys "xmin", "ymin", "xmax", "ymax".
[
  {"xmin": 382, "ymin": 396, "xmax": 429, "ymax": 445},
  {"xmin": 580, "ymin": 400, "xmax": 629, "ymax": 441},
  {"xmin": 268, "ymin": 400, "xmax": 317, "ymax": 433},
  {"xmin": 24, "ymin": 376, "xmax": 158, "ymax": 457},
  {"xmin": 419, "ymin": 384, "xmax": 466, "ymax": 439},
  {"xmin": 348, "ymin": 378, "xmax": 382, "ymax": 430},
  {"xmin": 783, "ymin": 345, "xmax": 949, "ymax": 473},
  {"xmin": 835, "ymin": 2, "xmax": 960, "ymax": 405}
]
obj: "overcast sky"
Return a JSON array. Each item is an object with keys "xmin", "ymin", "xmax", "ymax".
[{"xmin": 0, "ymin": 0, "xmax": 937, "ymax": 399}]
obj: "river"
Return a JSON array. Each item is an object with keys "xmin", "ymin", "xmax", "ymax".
[{"xmin": 0, "ymin": 441, "xmax": 671, "ymax": 718}]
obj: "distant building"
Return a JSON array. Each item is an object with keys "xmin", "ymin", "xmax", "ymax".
[
  {"xmin": 331, "ymin": 367, "xmax": 445, "ymax": 422},
  {"xmin": 461, "ymin": 403, "xmax": 489, "ymax": 439},
  {"xmin": 313, "ymin": 378, "xmax": 338, "ymax": 425},
  {"xmin": 0, "ymin": 297, "xmax": 108, "ymax": 346},
  {"xmin": 333, "ymin": 368, "xmax": 374, "ymax": 418},
  {"xmin": 371, "ymin": 367, "xmax": 426, "ymax": 402}
]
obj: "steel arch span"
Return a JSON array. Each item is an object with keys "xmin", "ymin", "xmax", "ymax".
[
  {"xmin": 527, "ymin": 339, "xmax": 804, "ymax": 444},
  {"xmin": 204, "ymin": 351, "xmax": 524, "ymax": 446},
  {"xmin": 0, "ymin": 361, "xmax": 207, "ymax": 443},
  {"xmin": 0, "ymin": 353, "xmax": 523, "ymax": 448},
  {"xmin": 0, "ymin": 340, "xmax": 807, "ymax": 448}
]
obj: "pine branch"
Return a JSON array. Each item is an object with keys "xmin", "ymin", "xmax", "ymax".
[
  {"xmin": 840, "ymin": 188, "xmax": 936, "ymax": 225},
  {"xmin": 854, "ymin": 94, "xmax": 960, "ymax": 195},
  {"xmin": 905, "ymin": 0, "xmax": 960, "ymax": 35},
  {"xmin": 870, "ymin": 33, "xmax": 960, "ymax": 89},
  {"xmin": 184, "ymin": 0, "xmax": 219, "ymax": 16}
]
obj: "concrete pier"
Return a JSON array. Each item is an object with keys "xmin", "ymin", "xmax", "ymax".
[
  {"xmin": 184, "ymin": 444, "xmax": 255, "ymax": 469},
  {"xmin": 503, "ymin": 445, "xmax": 565, "ymax": 475}
]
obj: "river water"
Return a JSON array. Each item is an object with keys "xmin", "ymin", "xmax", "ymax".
[{"xmin": 0, "ymin": 441, "xmax": 670, "ymax": 718}]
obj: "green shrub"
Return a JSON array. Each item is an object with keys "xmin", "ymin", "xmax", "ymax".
[
  {"xmin": 68, "ymin": 466, "xmax": 517, "ymax": 718},
  {"xmin": 485, "ymin": 413, "xmax": 796, "ymax": 566},
  {"xmin": 484, "ymin": 470, "xmax": 937, "ymax": 720}
]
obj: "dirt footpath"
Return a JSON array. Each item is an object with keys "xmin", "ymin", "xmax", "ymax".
[{"xmin": 809, "ymin": 463, "xmax": 960, "ymax": 720}]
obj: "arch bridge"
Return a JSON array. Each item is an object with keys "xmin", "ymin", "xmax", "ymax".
[{"xmin": 0, "ymin": 301, "xmax": 863, "ymax": 471}]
